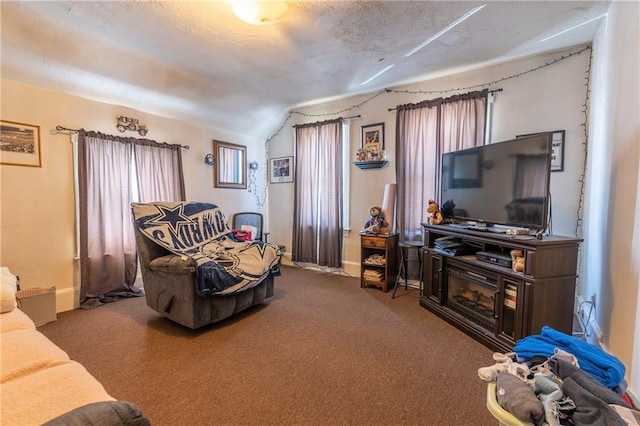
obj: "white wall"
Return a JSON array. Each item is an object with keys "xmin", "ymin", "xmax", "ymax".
[
  {"xmin": 268, "ymin": 47, "xmax": 591, "ymax": 278},
  {"xmin": 585, "ymin": 0, "xmax": 640, "ymax": 397},
  {"xmin": 0, "ymin": 79, "xmax": 269, "ymax": 311}
]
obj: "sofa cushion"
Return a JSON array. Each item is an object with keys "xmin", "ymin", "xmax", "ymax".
[
  {"xmin": 42, "ymin": 400, "xmax": 150, "ymax": 426},
  {"xmin": 0, "ymin": 304, "xmax": 35, "ymax": 333},
  {"xmin": 1, "ymin": 327, "xmax": 71, "ymax": 383},
  {"xmin": 1, "ymin": 266, "xmax": 17, "ymax": 313},
  {"xmin": 1, "ymin": 362, "xmax": 115, "ymax": 425}
]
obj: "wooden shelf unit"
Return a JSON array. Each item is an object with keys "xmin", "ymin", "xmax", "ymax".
[
  {"xmin": 420, "ymin": 224, "xmax": 582, "ymax": 352},
  {"xmin": 360, "ymin": 233, "xmax": 398, "ymax": 292}
]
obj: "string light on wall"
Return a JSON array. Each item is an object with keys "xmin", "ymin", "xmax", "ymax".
[
  {"xmin": 265, "ymin": 90, "xmax": 388, "ymax": 143},
  {"xmin": 248, "ymin": 149, "xmax": 268, "ymax": 206},
  {"xmin": 391, "ymin": 45, "xmax": 591, "ymax": 96},
  {"xmin": 576, "ymin": 45, "xmax": 592, "ymax": 238},
  {"xmin": 248, "ymin": 160, "xmax": 260, "ymax": 195},
  {"xmin": 568, "ymin": 44, "xmax": 593, "ymax": 308},
  {"xmin": 264, "ymin": 46, "xmax": 590, "ymax": 142}
]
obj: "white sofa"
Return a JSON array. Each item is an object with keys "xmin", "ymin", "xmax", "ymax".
[{"xmin": 1, "ymin": 267, "xmax": 148, "ymax": 425}]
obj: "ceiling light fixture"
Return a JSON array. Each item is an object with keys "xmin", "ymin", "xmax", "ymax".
[
  {"xmin": 231, "ymin": 0, "xmax": 288, "ymax": 26},
  {"xmin": 361, "ymin": 64, "xmax": 396, "ymax": 86},
  {"xmin": 404, "ymin": 4, "xmax": 486, "ymax": 57},
  {"xmin": 539, "ymin": 14, "xmax": 607, "ymax": 42}
]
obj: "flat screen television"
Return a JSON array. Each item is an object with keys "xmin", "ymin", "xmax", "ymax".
[{"xmin": 440, "ymin": 133, "xmax": 553, "ymax": 231}]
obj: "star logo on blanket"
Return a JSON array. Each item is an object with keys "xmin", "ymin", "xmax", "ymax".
[{"xmin": 148, "ymin": 204, "xmax": 192, "ymax": 233}]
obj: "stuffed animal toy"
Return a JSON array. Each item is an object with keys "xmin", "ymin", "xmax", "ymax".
[
  {"xmin": 510, "ymin": 250, "xmax": 525, "ymax": 273},
  {"xmin": 363, "ymin": 206, "xmax": 390, "ymax": 234},
  {"xmin": 514, "ymin": 257, "xmax": 525, "ymax": 273},
  {"xmin": 427, "ymin": 199, "xmax": 443, "ymax": 225},
  {"xmin": 441, "ymin": 199, "xmax": 456, "ymax": 220}
]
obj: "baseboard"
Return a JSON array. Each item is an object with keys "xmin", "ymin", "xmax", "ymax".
[
  {"xmin": 55, "ymin": 272, "xmax": 144, "ymax": 313},
  {"xmin": 55, "ymin": 286, "xmax": 79, "ymax": 313},
  {"xmin": 278, "ymin": 257, "xmax": 360, "ymax": 280},
  {"xmin": 584, "ymin": 320, "xmax": 640, "ymax": 409},
  {"xmin": 342, "ymin": 260, "xmax": 360, "ymax": 278},
  {"xmin": 628, "ymin": 389, "xmax": 640, "ymax": 410},
  {"xmin": 589, "ymin": 321, "xmax": 605, "ymax": 349},
  {"xmin": 574, "ymin": 294, "xmax": 598, "ymax": 340},
  {"xmin": 281, "ymin": 251, "xmax": 294, "ymax": 267}
]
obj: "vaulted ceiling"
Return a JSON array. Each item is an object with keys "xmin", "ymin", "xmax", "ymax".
[{"xmin": 0, "ymin": 1, "xmax": 610, "ymax": 138}]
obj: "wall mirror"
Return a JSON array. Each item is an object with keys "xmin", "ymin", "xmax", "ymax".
[{"xmin": 213, "ymin": 140, "xmax": 247, "ymax": 189}]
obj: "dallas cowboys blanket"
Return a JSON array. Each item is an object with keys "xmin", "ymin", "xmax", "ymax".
[{"xmin": 132, "ymin": 201, "xmax": 281, "ymax": 297}]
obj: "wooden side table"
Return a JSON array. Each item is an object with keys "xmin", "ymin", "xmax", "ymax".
[{"xmin": 360, "ymin": 233, "xmax": 398, "ymax": 292}]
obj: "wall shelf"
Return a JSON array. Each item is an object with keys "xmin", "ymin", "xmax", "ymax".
[{"xmin": 354, "ymin": 161, "xmax": 388, "ymax": 169}]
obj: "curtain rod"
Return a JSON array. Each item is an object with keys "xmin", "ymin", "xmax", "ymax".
[
  {"xmin": 387, "ymin": 88, "xmax": 503, "ymax": 112},
  {"xmin": 55, "ymin": 125, "xmax": 79, "ymax": 133},
  {"xmin": 55, "ymin": 125, "xmax": 190, "ymax": 149},
  {"xmin": 293, "ymin": 115, "xmax": 361, "ymax": 128}
]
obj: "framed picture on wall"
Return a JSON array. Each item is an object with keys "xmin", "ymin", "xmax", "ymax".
[
  {"xmin": 361, "ymin": 122, "xmax": 385, "ymax": 162},
  {"xmin": 0, "ymin": 120, "xmax": 42, "ymax": 167},
  {"xmin": 270, "ymin": 156, "xmax": 294, "ymax": 183},
  {"xmin": 517, "ymin": 130, "xmax": 565, "ymax": 172},
  {"xmin": 361, "ymin": 122, "xmax": 384, "ymax": 149}
]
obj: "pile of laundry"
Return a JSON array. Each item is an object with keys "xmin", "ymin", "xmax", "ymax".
[{"xmin": 478, "ymin": 326, "xmax": 638, "ymax": 426}]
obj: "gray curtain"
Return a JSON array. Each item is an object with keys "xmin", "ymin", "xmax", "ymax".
[
  {"xmin": 292, "ymin": 119, "xmax": 343, "ymax": 268},
  {"xmin": 78, "ymin": 130, "xmax": 185, "ymax": 307},
  {"xmin": 396, "ymin": 90, "xmax": 488, "ymax": 243},
  {"xmin": 134, "ymin": 140, "xmax": 186, "ymax": 202}
]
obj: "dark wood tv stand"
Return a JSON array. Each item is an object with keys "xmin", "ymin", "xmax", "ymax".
[{"xmin": 420, "ymin": 223, "xmax": 582, "ymax": 352}]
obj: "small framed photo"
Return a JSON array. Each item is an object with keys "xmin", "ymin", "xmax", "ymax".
[
  {"xmin": 517, "ymin": 130, "xmax": 565, "ymax": 172},
  {"xmin": 1, "ymin": 120, "xmax": 42, "ymax": 167},
  {"xmin": 270, "ymin": 156, "xmax": 293, "ymax": 183},
  {"xmin": 549, "ymin": 130, "xmax": 566, "ymax": 172},
  {"xmin": 361, "ymin": 122, "xmax": 385, "ymax": 150}
]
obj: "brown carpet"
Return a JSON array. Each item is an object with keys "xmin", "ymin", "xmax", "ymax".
[{"xmin": 39, "ymin": 266, "xmax": 496, "ymax": 425}]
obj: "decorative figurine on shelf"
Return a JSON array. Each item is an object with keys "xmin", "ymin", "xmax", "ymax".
[
  {"xmin": 363, "ymin": 206, "xmax": 390, "ymax": 235},
  {"xmin": 427, "ymin": 199, "xmax": 443, "ymax": 225}
]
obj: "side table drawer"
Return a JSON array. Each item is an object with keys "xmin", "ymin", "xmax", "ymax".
[{"xmin": 362, "ymin": 236, "xmax": 386, "ymax": 248}]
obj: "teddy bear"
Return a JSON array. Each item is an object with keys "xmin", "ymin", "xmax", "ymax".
[
  {"xmin": 363, "ymin": 206, "xmax": 390, "ymax": 235},
  {"xmin": 510, "ymin": 250, "xmax": 525, "ymax": 273},
  {"xmin": 427, "ymin": 199, "xmax": 443, "ymax": 225}
]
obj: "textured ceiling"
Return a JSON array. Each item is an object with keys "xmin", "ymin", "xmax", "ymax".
[{"xmin": 0, "ymin": 1, "xmax": 610, "ymax": 138}]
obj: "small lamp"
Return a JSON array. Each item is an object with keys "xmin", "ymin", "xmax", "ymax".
[{"xmin": 204, "ymin": 153, "xmax": 214, "ymax": 166}]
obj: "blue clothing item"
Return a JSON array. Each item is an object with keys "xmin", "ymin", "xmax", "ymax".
[{"xmin": 514, "ymin": 326, "xmax": 626, "ymax": 389}]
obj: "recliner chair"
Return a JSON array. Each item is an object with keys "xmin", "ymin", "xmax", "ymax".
[{"xmin": 133, "ymin": 226, "xmax": 274, "ymax": 329}]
